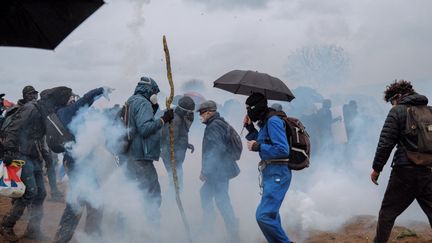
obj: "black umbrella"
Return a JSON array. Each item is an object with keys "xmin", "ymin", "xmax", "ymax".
[
  {"xmin": 213, "ymin": 70, "xmax": 295, "ymax": 102},
  {"xmin": 0, "ymin": 0, "xmax": 104, "ymax": 50}
]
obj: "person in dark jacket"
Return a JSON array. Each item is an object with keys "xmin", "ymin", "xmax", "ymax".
[
  {"xmin": 0, "ymin": 86, "xmax": 72, "ymax": 242},
  {"xmin": 125, "ymin": 77, "xmax": 173, "ymax": 227},
  {"xmin": 244, "ymin": 93, "xmax": 292, "ymax": 243},
  {"xmin": 371, "ymin": 80, "xmax": 432, "ymax": 243},
  {"xmin": 198, "ymin": 100, "xmax": 239, "ymax": 242},
  {"xmin": 13, "ymin": 85, "xmax": 63, "ymax": 202},
  {"xmin": 52, "ymin": 86, "xmax": 112, "ymax": 243},
  {"xmin": 160, "ymin": 95, "xmax": 195, "ymax": 192}
]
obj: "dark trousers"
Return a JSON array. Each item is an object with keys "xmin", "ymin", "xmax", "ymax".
[
  {"xmin": 46, "ymin": 154, "xmax": 60, "ymax": 194},
  {"xmin": 374, "ymin": 167, "xmax": 432, "ymax": 243},
  {"xmin": 53, "ymin": 201, "xmax": 103, "ymax": 243},
  {"xmin": 200, "ymin": 177, "xmax": 239, "ymax": 241},
  {"xmin": 53, "ymin": 154, "xmax": 103, "ymax": 243},
  {"xmin": 127, "ymin": 160, "xmax": 161, "ymax": 225},
  {"xmin": 2, "ymin": 156, "xmax": 46, "ymax": 231}
]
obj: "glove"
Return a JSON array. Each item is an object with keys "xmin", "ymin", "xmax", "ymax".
[
  {"xmin": 102, "ymin": 86, "xmax": 115, "ymax": 101},
  {"xmin": 251, "ymin": 142, "xmax": 261, "ymax": 152},
  {"xmin": 161, "ymin": 109, "xmax": 174, "ymax": 124},
  {"xmin": 187, "ymin": 144, "xmax": 195, "ymax": 153}
]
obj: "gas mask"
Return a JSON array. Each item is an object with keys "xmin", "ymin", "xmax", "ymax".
[{"xmin": 150, "ymin": 94, "xmax": 158, "ymax": 105}]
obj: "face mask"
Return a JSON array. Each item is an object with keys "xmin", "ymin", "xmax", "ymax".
[
  {"xmin": 150, "ymin": 94, "xmax": 158, "ymax": 105},
  {"xmin": 247, "ymin": 108, "xmax": 261, "ymax": 122}
]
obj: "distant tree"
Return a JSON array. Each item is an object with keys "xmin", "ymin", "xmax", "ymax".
[{"xmin": 286, "ymin": 44, "xmax": 350, "ymax": 88}]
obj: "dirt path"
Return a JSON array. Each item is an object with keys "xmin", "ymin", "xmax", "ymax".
[{"xmin": 0, "ymin": 192, "xmax": 430, "ymax": 243}]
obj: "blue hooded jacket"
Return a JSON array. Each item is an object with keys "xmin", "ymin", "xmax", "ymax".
[
  {"xmin": 246, "ymin": 115, "xmax": 290, "ymax": 161},
  {"xmin": 127, "ymin": 77, "xmax": 163, "ymax": 161}
]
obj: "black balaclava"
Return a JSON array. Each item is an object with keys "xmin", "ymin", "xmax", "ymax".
[{"xmin": 245, "ymin": 92, "xmax": 268, "ymax": 122}]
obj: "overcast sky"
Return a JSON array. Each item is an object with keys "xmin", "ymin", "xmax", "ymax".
[{"xmin": 1, "ymin": 0, "xmax": 431, "ymax": 104}]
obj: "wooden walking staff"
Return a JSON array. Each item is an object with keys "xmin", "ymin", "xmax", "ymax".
[{"xmin": 163, "ymin": 35, "xmax": 193, "ymax": 243}]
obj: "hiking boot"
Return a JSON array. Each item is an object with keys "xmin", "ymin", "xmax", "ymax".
[
  {"xmin": 22, "ymin": 228, "xmax": 50, "ymax": 241},
  {"xmin": 0, "ymin": 226, "xmax": 19, "ymax": 242}
]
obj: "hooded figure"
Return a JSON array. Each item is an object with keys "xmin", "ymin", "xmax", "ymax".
[
  {"xmin": 124, "ymin": 76, "xmax": 173, "ymax": 229},
  {"xmin": 244, "ymin": 92, "xmax": 292, "ymax": 243},
  {"xmin": 0, "ymin": 86, "xmax": 72, "ymax": 242},
  {"xmin": 52, "ymin": 86, "xmax": 113, "ymax": 243},
  {"xmin": 160, "ymin": 95, "xmax": 195, "ymax": 192}
]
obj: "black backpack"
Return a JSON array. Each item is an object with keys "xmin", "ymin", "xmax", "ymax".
[
  {"xmin": 267, "ymin": 111, "xmax": 311, "ymax": 170},
  {"xmin": 44, "ymin": 112, "xmax": 73, "ymax": 153},
  {"xmin": 0, "ymin": 106, "xmax": 22, "ymax": 157}
]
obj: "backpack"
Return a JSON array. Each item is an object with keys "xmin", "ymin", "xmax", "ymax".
[
  {"xmin": 404, "ymin": 105, "xmax": 432, "ymax": 166},
  {"xmin": 117, "ymin": 102, "xmax": 132, "ymax": 154},
  {"xmin": 215, "ymin": 118, "xmax": 242, "ymax": 179},
  {"xmin": 267, "ymin": 111, "xmax": 311, "ymax": 170},
  {"xmin": 0, "ymin": 106, "xmax": 22, "ymax": 157},
  {"xmin": 44, "ymin": 112, "xmax": 73, "ymax": 153},
  {"xmin": 219, "ymin": 119, "xmax": 243, "ymax": 161}
]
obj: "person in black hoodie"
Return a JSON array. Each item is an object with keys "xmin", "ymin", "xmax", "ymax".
[
  {"xmin": 0, "ymin": 86, "xmax": 72, "ymax": 242},
  {"xmin": 52, "ymin": 86, "xmax": 112, "ymax": 243},
  {"xmin": 371, "ymin": 80, "xmax": 432, "ymax": 243}
]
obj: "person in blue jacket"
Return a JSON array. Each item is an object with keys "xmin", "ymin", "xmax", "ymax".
[
  {"xmin": 53, "ymin": 86, "xmax": 113, "ymax": 243},
  {"xmin": 125, "ymin": 77, "xmax": 173, "ymax": 228},
  {"xmin": 244, "ymin": 92, "xmax": 293, "ymax": 243}
]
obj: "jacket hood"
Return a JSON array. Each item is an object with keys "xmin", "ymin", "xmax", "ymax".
[
  {"xmin": 399, "ymin": 93, "xmax": 428, "ymax": 106},
  {"xmin": 39, "ymin": 86, "xmax": 72, "ymax": 111},
  {"xmin": 133, "ymin": 76, "xmax": 160, "ymax": 99}
]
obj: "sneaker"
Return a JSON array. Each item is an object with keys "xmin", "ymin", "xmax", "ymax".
[{"xmin": 0, "ymin": 226, "xmax": 19, "ymax": 242}]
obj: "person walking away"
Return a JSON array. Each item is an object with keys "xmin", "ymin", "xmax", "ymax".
[{"xmin": 371, "ymin": 80, "xmax": 432, "ymax": 243}]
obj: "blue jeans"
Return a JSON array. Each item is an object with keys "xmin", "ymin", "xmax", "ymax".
[
  {"xmin": 256, "ymin": 164, "xmax": 292, "ymax": 243},
  {"xmin": 200, "ymin": 178, "xmax": 239, "ymax": 240}
]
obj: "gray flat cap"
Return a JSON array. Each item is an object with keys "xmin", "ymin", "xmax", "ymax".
[{"xmin": 197, "ymin": 100, "xmax": 217, "ymax": 113}]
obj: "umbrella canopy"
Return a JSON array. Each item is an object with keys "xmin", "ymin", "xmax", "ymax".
[
  {"xmin": 213, "ymin": 70, "xmax": 295, "ymax": 102},
  {"xmin": 0, "ymin": 0, "xmax": 104, "ymax": 50}
]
